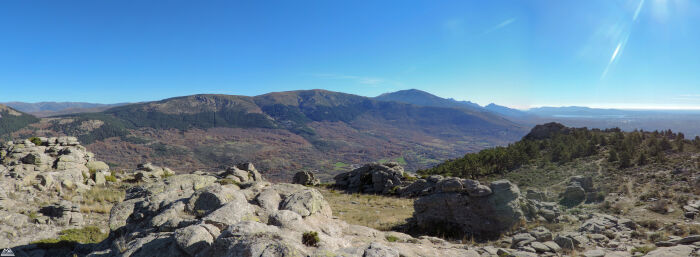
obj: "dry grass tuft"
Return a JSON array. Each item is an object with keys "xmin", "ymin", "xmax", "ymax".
[{"xmin": 80, "ymin": 186, "xmax": 125, "ymax": 214}]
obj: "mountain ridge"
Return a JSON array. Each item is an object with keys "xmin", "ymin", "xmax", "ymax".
[{"xmin": 8, "ymin": 90, "xmax": 527, "ymax": 180}]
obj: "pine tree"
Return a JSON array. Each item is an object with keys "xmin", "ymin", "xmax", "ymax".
[
  {"xmin": 619, "ymin": 151, "xmax": 632, "ymax": 168},
  {"xmin": 608, "ymin": 149, "xmax": 618, "ymax": 162},
  {"xmin": 637, "ymin": 152, "xmax": 647, "ymax": 166},
  {"xmin": 660, "ymin": 137, "xmax": 672, "ymax": 151}
]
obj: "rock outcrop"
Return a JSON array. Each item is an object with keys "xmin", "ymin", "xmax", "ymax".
[
  {"xmin": 334, "ymin": 162, "xmax": 404, "ymax": 194},
  {"xmin": 413, "ymin": 179, "xmax": 561, "ymax": 237},
  {"xmin": 50, "ymin": 172, "xmax": 478, "ymax": 257},
  {"xmin": 683, "ymin": 199, "xmax": 700, "ymax": 219},
  {"xmin": 133, "ymin": 163, "xmax": 175, "ymax": 182},
  {"xmin": 292, "ymin": 170, "xmax": 320, "ymax": 186},
  {"xmin": 560, "ymin": 176, "xmax": 600, "ymax": 207},
  {"xmin": 1, "ymin": 137, "xmax": 101, "ymax": 192},
  {"xmin": 215, "ymin": 162, "xmax": 263, "ymax": 184},
  {"xmin": 0, "ymin": 137, "xmax": 104, "ymax": 247}
]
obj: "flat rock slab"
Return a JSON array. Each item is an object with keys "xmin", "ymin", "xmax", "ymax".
[{"xmin": 644, "ymin": 245, "xmax": 694, "ymax": 257}]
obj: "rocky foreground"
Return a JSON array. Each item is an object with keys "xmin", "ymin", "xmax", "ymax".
[{"xmin": 1, "ymin": 138, "xmax": 700, "ymax": 256}]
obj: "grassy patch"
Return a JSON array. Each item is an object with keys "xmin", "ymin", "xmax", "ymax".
[
  {"xmin": 318, "ymin": 188, "xmax": 414, "ymax": 231},
  {"xmin": 334, "ymin": 162, "xmax": 349, "ymax": 169},
  {"xmin": 31, "ymin": 226, "xmax": 108, "ymax": 249},
  {"xmin": 80, "ymin": 186, "xmax": 125, "ymax": 214},
  {"xmin": 631, "ymin": 246, "xmax": 656, "ymax": 255},
  {"xmin": 385, "ymin": 235, "xmax": 399, "ymax": 242},
  {"xmin": 216, "ymin": 178, "xmax": 241, "ymax": 186}
]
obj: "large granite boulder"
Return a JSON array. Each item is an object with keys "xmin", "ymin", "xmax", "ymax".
[
  {"xmin": 560, "ymin": 183, "xmax": 586, "ymax": 207},
  {"xmin": 414, "ymin": 180, "xmax": 525, "ymax": 237},
  {"xmin": 414, "ymin": 179, "xmax": 560, "ymax": 238}
]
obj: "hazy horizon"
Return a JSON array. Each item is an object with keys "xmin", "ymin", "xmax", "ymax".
[{"xmin": 6, "ymin": 88, "xmax": 700, "ymax": 112}]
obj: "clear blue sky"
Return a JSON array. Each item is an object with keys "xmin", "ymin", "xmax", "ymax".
[{"xmin": 1, "ymin": 0, "xmax": 699, "ymax": 109}]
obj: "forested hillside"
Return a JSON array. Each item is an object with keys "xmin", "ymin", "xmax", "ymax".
[
  {"xmin": 12, "ymin": 90, "xmax": 528, "ymax": 179},
  {"xmin": 0, "ymin": 104, "xmax": 39, "ymax": 139},
  {"xmin": 419, "ymin": 122, "xmax": 700, "ymax": 178}
]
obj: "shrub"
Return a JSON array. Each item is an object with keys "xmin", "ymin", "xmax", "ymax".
[
  {"xmin": 388, "ymin": 186, "xmax": 400, "ymax": 195},
  {"xmin": 105, "ymin": 174, "xmax": 118, "ymax": 183},
  {"xmin": 648, "ymin": 232, "xmax": 665, "ymax": 243},
  {"xmin": 404, "ymin": 175, "xmax": 418, "ymax": 181},
  {"xmin": 639, "ymin": 220, "xmax": 661, "ymax": 230},
  {"xmin": 29, "ymin": 137, "xmax": 42, "ymax": 146},
  {"xmin": 302, "ymin": 231, "xmax": 320, "ymax": 247},
  {"xmin": 216, "ymin": 178, "xmax": 240, "ymax": 186},
  {"xmin": 385, "ymin": 235, "xmax": 399, "ymax": 242},
  {"xmin": 631, "ymin": 246, "xmax": 656, "ymax": 255},
  {"xmin": 631, "ymin": 230, "xmax": 645, "ymax": 239}
]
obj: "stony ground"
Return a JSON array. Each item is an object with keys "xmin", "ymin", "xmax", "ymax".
[{"xmin": 3, "ymin": 137, "xmax": 700, "ymax": 256}]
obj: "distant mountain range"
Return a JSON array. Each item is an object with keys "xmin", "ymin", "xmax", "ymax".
[
  {"xmin": 1, "ymin": 90, "xmax": 528, "ymax": 181},
  {"xmin": 1, "ymin": 102, "xmax": 128, "ymax": 117},
  {"xmin": 375, "ymin": 89, "xmax": 536, "ymax": 124},
  {"xmin": 372, "ymin": 89, "xmax": 700, "ymax": 137},
  {"xmin": 3, "ymin": 88, "xmax": 700, "ymax": 180}
]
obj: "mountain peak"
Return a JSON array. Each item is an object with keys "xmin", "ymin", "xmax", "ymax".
[{"xmin": 375, "ymin": 89, "xmax": 482, "ymax": 109}]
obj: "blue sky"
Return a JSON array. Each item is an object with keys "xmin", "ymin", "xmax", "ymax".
[{"xmin": 1, "ymin": 0, "xmax": 700, "ymax": 109}]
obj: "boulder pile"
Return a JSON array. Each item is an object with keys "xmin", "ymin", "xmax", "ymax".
[
  {"xmin": 17, "ymin": 172, "xmax": 482, "ymax": 257},
  {"xmin": 0, "ymin": 137, "xmax": 107, "ymax": 247},
  {"xmin": 334, "ymin": 162, "xmax": 404, "ymax": 194},
  {"xmin": 1, "ymin": 137, "xmax": 106, "ymax": 192}
]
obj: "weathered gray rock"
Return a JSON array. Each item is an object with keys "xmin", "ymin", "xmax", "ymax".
[
  {"xmin": 560, "ymin": 183, "xmax": 586, "ymax": 207},
  {"xmin": 174, "ymin": 224, "xmax": 220, "ymax": 256},
  {"xmin": 334, "ymin": 162, "xmax": 404, "ymax": 194},
  {"xmin": 569, "ymin": 176, "xmax": 594, "ymax": 192},
  {"xmin": 512, "ymin": 233, "xmax": 537, "ymax": 248},
  {"xmin": 94, "ymin": 171, "xmax": 106, "ymax": 186},
  {"xmin": 86, "ymin": 161, "xmax": 110, "ymax": 173},
  {"xmin": 292, "ymin": 170, "xmax": 320, "ymax": 186},
  {"xmin": 543, "ymin": 241, "xmax": 561, "ymax": 253},
  {"xmin": 414, "ymin": 179, "xmax": 532, "ymax": 237},
  {"xmin": 529, "ymin": 226, "xmax": 552, "ymax": 242},
  {"xmin": 529, "ymin": 241, "xmax": 550, "ymax": 253},
  {"xmin": 218, "ymin": 163, "xmax": 263, "ymax": 184},
  {"xmin": 554, "ymin": 234, "xmax": 574, "ymax": 249},
  {"xmin": 187, "ymin": 184, "xmax": 242, "ymax": 217},
  {"xmin": 279, "ymin": 188, "xmax": 331, "ymax": 217},
  {"xmin": 109, "ymin": 198, "xmax": 139, "ymax": 231},
  {"xmin": 644, "ymin": 245, "xmax": 694, "ymax": 257},
  {"xmin": 203, "ymin": 196, "xmax": 254, "ymax": 226},
  {"xmin": 363, "ymin": 242, "xmax": 399, "ymax": 257},
  {"xmin": 583, "ymin": 249, "xmax": 606, "ymax": 257},
  {"xmin": 435, "ymin": 177, "xmax": 463, "ymax": 193}
]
